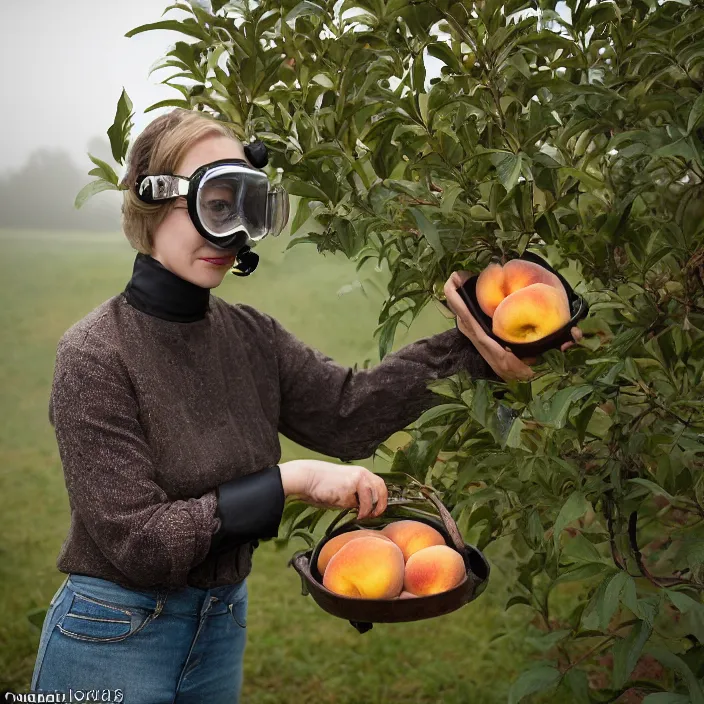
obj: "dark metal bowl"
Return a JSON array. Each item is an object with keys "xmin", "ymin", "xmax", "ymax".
[
  {"xmin": 456, "ymin": 251, "xmax": 589, "ymax": 357},
  {"xmin": 288, "ymin": 489, "xmax": 490, "ymax": 634}
]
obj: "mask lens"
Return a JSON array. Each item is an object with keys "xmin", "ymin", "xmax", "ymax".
[
  {"xmin": 196, "ymin": 168, "xmax": 268, "ymax": 240},
  {"xmin": 200, "ymin": 182, "xmax": 237, "ymax": 232},
  {"xmin": 240, "ymin": 178, "xmax": 268, "ymax": 237},
  {"xmin": 266, "ymin": 188, "xmax": 290, "ymax": 238}
]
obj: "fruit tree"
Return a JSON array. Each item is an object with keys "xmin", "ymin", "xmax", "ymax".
[{"xmin": 84, "ymin": 0, "xmax": 704, "ymax": 700}]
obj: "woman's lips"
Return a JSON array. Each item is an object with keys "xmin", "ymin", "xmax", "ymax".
[{"xmin": 200, "ymin": 257, "xmax": 235, "ymax": 266}]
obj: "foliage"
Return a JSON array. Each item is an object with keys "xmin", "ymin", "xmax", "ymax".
[{"xmin": 86, "ymin": 0, "xmax": 704, "ymax": 700}]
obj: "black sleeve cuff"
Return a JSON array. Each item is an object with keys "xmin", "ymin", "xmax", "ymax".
[{"xmin": 209, "ymin": 465, "xmax": 286, "ymax": 555}]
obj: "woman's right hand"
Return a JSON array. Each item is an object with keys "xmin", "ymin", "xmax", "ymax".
[{"xmin": 279, "ymin": 459, "xmax": 388, "ymax": 520}]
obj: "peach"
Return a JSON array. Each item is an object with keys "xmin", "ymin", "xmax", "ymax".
[
  {"xmin": 403, "ymin": 545, "xmax": 466, "ymax": 596},
  {"xmin": 476, "ymin": 259, "xmax": 565, "ymax": 317},
  {"xmin": 316, "ymin": 529, "xmax": 393, "ymax": 576},
  {"xmin": 380, "ymin": 520, "xmax": 446, "ymax": 562},
  {"xmin": 492, "ymin": 282, "xmax": 570, "ymax": 343},
  {"xmin": 323, "ymin": 536, "xmax": 405, "ymax": 599},
  {"xmin": 475, "ymin": 263, "xmax": 507, "ymax": 317}
]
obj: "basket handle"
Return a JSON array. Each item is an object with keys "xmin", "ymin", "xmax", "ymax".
[
  {"xmin": 322, "ymin": 478, "xmax": 421, "ymax": 537},
  {"xmin": 323, "ymin": 480, "xmax": 465, "ymax": 553},
  {"xmin": 418, "ymin": 486, "xmax": 465, "ymax": 552}
]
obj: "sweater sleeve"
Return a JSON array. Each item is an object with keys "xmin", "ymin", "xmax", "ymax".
[
  {"xmin": 50, "ymin": 335, "xmax": 221, "ymax": 589},
  {"xmin": 268, "ymin": 314, "xmax": 500, "ymax": 462}
]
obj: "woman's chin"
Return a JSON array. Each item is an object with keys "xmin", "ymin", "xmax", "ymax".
[{"xmin": 188, "ymin": 262, "xmax": 231, "ymax": 288}]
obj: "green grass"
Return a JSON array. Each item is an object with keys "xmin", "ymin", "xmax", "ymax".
[{"xmin": 0, "ymin": 226, "xmax": 548, "ymax": 702}]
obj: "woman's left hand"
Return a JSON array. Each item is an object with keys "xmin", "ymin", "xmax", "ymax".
[{"xmin": 443, "ymin": 271, "xmax": 583, "ymax": 382}]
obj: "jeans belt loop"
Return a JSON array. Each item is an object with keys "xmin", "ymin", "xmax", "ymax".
[{"xmin": 154, "ymin": 589, "xmax": 167, "ymax": 618}]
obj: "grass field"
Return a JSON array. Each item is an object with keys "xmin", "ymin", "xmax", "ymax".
[{"xmin": 0, "ymin": 225, "xmax": 555, "ymax": 702}]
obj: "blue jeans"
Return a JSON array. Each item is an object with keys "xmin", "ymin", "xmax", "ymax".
[{"xmin": 31, "ymin": 573, "xmax": 248, "ymax": 703}]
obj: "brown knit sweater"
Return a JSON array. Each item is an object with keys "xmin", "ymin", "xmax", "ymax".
[{"xmin": 49, "ymin": 290, "xmax": 496, "ymax": 591}]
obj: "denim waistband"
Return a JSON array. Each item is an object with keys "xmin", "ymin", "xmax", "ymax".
[{"xmin": 66, "ymin": 574, "xmax": 247, "ymax": 617}]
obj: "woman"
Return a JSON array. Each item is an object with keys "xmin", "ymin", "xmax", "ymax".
[{"xmin": 30, "ymin": 108, "xmax": 580, "ymax": 703}]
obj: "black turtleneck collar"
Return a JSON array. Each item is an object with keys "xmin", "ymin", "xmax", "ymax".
[{"xmin": 122, "ymin": 252, "xmax": 211, "ymax": 322}]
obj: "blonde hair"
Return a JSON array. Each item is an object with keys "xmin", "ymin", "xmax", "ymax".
[{"xmin": 120, "ymin": 109, "xmax": 241, "ymax": 254}]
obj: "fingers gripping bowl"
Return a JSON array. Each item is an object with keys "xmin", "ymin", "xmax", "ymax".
[{"xmin": 288, "ymin": 485, "xmax": 490, "ymax": 634}]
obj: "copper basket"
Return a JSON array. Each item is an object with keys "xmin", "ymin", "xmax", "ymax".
[{"xmin": 288, "ymin": 481, "xmax": 490, "ymax": 634}]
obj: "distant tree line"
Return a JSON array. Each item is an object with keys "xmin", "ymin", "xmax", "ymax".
[{"xmin": 0, "ymin": 137, "xmax": 122, "ymax": 232}]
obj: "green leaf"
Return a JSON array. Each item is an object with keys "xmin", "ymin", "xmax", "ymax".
[
  {"xmin": 74, "ymin": 180, "xmax": 119, "ymax": 209},
  {"xmin": 574, "ymin": 403, "xmax": 597, "ymax": 445},
  {"xmin": 628, "ymin": 478, "xmax": 675, "ymax": 502},
  {"xmin": 124, "ymin": 19, "xmax": 209, "ymax": 41},
  {"xmin": 302, "ymin": 143, "xmax": 348, "ymax": 160},
  {"xmin": 525, "ymin": 629, "xmax": 572, "ymax": 652},
  {"xmin": 470, "ymin": 205, "xmax": 494, "ymax": 221},
  {"xmin": 412, "ymin": 48, "xmax": 426, "ymax": 97},
  {"xmin": 642, "ymin": 695, "xmax": 691, "ymax": 704},
  {"xmin": 552, "ymin": 562, "xmax": 611, "ymax": 587},
  {"xmin": 508, "ymin": 666, "xmax": 561, "ymax": 704},
  {"xmin": 285, "ymin": 0, "xmax": 325, "ymax": 21},
  {"xmin": 470, "ymin": 380, "xmax": 490, "ymax": 426},
  {"xmin": 666, "ymin": 590, "xmax": 704, "ymax": 616},
  {"xmin": 508, "ymin": 52, "xmax": 532, "ymax": 79},
  {"xmin": 554, "ymin": 491, "xmax": 590, "ymax": 552},
  {"xmin": 144, "ymin": 98, "xmax": 191, "ymax": 113},
  {"xmin": 409, "ymin": 207, "xmax": 444, "ymax": 255},
  {"xmin": 283, "ymin": 179, "xmax": 329, "ymax": 201},
  {"xmin": 599, "ymin": 571, "xmax": 629, "ymax": 630},
  {"xmin": 645, "ymin": 646, "xmax": 704, "ymax": 704},
  {"xmin": 106, "ymin": 88, "xmax": 134, "ymax": 165},
  {"xmin": 415, "ymin": 403, "xmax": 467, "ymax": 427},
  {"xmin": 548, "ymin": 385, "xmax": 593, "ymax": 429},
  {"xmin": 440, "ymin": 183, "xmax": 465, "ymax": 214},
  {"xmin": 620, "ymin": 576, "xmax": 641, "ymax": 618},
  {"xmin": 687, "ymin": 92, "xmax": 704, "ymax": 134},
  {"xmin": 427, "ymin": 378, "xmax": 460, "ymax": 400},
  {"xmin": 290, "ymin": 198, "xmax": 312, "ymax": 236},
  {"xmin": 562, "ymin": 533, "xmax": 603, "ymax": 563},
  {"xmin": 427, "ymin": 41, "xmax": 463, "ymax": 73},
  {"xmin": 496, "ymin": 153, "xmax": 524, "ymax": 193},
  {"xmin": 504, "ymin": 418, "xmax": 526, "ymax": 449},
  {"xmin": 506, "ymin": 595, "xmax": 532, "ymax": 610},
  {"xmin": 377, "ymin": 310, "xmax": 405, "ymax": 360},
  {"xmin": 564, "ymin": 669, "xmax": 591, "ymax": 704},
  {"xmin": 559, "ymin": 167, "xmax": 604, "ymax": 191},
  {"xmin": 612, "ymin": 620, "xmax": 654, "ymax": 689},
  {"xmin": 87, "ymin": 154, "xmax": 119, "ymax": 186}
]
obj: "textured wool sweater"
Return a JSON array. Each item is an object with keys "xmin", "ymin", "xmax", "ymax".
[{"xmin": 49, "ymin": 252, "xmax": 497, "ymax": 591}]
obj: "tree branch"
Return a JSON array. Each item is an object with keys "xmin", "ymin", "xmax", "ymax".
[{"xmin": 628, "ymin": 511, "xmax": 703, "ymax": 590}]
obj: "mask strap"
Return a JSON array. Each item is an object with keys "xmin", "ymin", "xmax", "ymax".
[{"xmin": 136, "ymin": 175, "xmax": 188, "ymax": 203}]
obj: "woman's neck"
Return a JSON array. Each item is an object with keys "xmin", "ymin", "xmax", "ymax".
[{"xmin": 122, "ymin": 252, "xmax": 211, "ymax": 322}]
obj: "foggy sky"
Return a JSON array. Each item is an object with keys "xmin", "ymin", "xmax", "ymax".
[
  {"xmin": 0, "ymin": 0, "xmax": 565, "ymax": 182},
  {"xmin": 0, "ymin": 0, "xmax": 186, "ymax": 177},
  {"xmin": 0, "ymin": 0, "xmax": 448, "ymax": 184}
]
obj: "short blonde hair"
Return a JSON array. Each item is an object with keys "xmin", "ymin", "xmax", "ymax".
[{"xmin": 120, "ymin": 109, "xmax": 241, "ymax": 254}]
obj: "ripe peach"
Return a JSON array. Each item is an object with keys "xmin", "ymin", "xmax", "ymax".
[
  {"xmin": 380, "ymin": 520, "xmax": 446, "ymax": 562},
  {"xmin": 492, "ymin": 282, "xmax": 571, "ymax": 343},
  {"xmin": 323, "ymin": 536, "xmax": 405, "ymax": 599},
  {"xmin": 316, "ymin": 529, "xmax": 393, "ymax": 576},
  {"xmin": 475, "ymin": 263, "xmax": 507, "ymax": 317},
  {"xmin": 403, "ymin": 545, "xmax": 466, "ymax": 596},
  {"xmin": 475, "ymin": 259, "xmax": 565, "ymax": 317}
]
